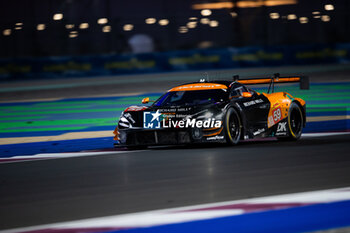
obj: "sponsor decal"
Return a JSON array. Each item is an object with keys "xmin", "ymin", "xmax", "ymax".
[
  {"xmin": 143, "ymin": 111, "xmax": 222, "ymax": 129},
  {"xmin": 160, "ymin": 108, "xmax": 191, "ymax": 112},
  {"xmin": 143, "ymin": 110, "xmax": 162, "ymax": 129},
  {"xmin": 243, "ymin": 99, "xmax": 263, "ymax": 107},
  {"xmin": 163, "ymin": 118, "xmax": 222, "ymax": 129},
  {"xmin": 206, "ymin": 135, "xmax": 225, "ymax": 141},
  {"xmin": 253, "ymin": 128, "xmax": 265, "ymax": 136},
  {"xmin": 268, "ymin": 104, "xmax": 282, "ymax": 127},
  {"xmin": 172, "ymin": 84, "xmax": 226, "ymax": 91},
  {"xmin": 276, "ymin": 122, "xmax": 287, "ymax": 136},
  {"xmin": 162, "ymin": 113, "xmax": 191, "ymax": 119}
]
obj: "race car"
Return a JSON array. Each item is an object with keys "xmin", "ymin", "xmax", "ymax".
[{"xmin": 113, "ymin": 74, "xmax": 308, "ymax": 148}]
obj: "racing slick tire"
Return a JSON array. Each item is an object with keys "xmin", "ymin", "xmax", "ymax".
[
  {"xmin": 224, "ymin": 108, "xmax": 242, "ymax": 145},
  {"xmin": 278, "ymin": 102, "xmax": 303, "ymax": 141}
]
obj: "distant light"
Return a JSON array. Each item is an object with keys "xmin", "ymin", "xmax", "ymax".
[
  {"xmin": 324, "ymin": 4, "xmax": 334, "ymax": 11},
  {"xmin": 299, "ymin": 17, "xmax": 308, "ymax": 24},
  {"xmin": 123, "ymin": 24, "xmax": 134, "ymax": 31},
  {"xmin": 15, "ymin": 27, "xmax": 22, "ymax": 30},
  {"xmin": 187, "ymin": 21, "xmax": 197, "ymax": 28},
  {"xmin": 65, "ymin": 24, "xmax": 74, "ymax": 29},
  {"xmin": 269, "ymin": 12, "xmax": 280, "ymax": 19},
  {"xmin": 313, "ymin": 15, "xmax": 321, "ymax": 19},
  {"xmin": 192, "ymin": 1, "xmax": 297, "ymax": 10},
  {"xmin": 312, "ymin": 11, "xmax": 320, "ymax": 15},
  {"xmin": 198, "ymin": 41, "xmax": 214, "ymax": 49},
  {"xmin": 37, "ymin": 24, "xmax": 46, "ymax": 31},
  {"xmin": 69, "ymin": 34, "xmax": 78, "ymax": 38},
  {"xmin": 3, "ymin": 29, "xmax": 11, "ymax": 36},
  {"xmin": 193, "ymin": 2, "xmax": 233, "ymax": 10},
  {"xmin": 145, "ymin": 18, "xmax": 156, "ymax": 24},
  {"xmin": 321, "ymin": 15, "xmax": 331, "ymax": 22},
  {"xmin": 178, "ymin": 26, "xmax": 188, "ymax": 33},
  {"xmin": 209, "ymin": 20, "xmax": 219, "ymax": 27},
  {"xmin": 53, "ymin": 13, "xmax": 63, "ymax": 21},
  {"xmin": 98, "ymin": 18, "xmax": 108, "ymax": 24},
  {"xmin": 287, "ymin": 14, "xmax": 297, "ymax": 20},
  {"xmin": 70, "ymin": 31, "xmax": 78, "ymax": 34},
  {"xmin": 189, "ymin": 17, "xmax": 198, "ymax": 21},
  {"xmin": 230, "ymin": 12, "xmax": 238, "ymax": 17},
  {"xmin": 102, "ymin": 25, "xmax": 111, "ymax": 32},
  {"xmin": 201, "ymin": 9, "xmax": 212, "ymax": 16},
  {"xmin": 159, "ymin": 19, "xmax": 169, "ymax": 26},
  {"xmin": 200, "ymin": 18, "xmax": 210, "ymax": 24},
  {"xmin": 79, "ymin": 23, "xmax": 89, "ymax": 29},
  {"xmin": 15, "ymin": 22, "xmax": 23, "ymax": 26}
]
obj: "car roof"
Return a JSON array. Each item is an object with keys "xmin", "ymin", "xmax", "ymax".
[
  {"xmin": 168, "ymin": 80, "xmax": 243, "ymax": 92},
  {"xmin": 168, "ymin": 82, "xmax": 229, "ymax": 92}
]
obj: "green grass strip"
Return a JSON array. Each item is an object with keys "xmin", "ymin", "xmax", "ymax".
[
  {"xmin": 0, "ymin": 108, "xmax": 126, "ymax": 116},
  {"xmin": 0, "ymin": 105, "xmax": 92, "ymax": 111},
  {"xmin": 0, "ymin": 118, "xmax": 117, "ymax": 130},
  {"xmin": 307, "ymin": 103, "xmax": 350, "ymax": 108},
  {"xmin": 307, "ymin": 107, "xmax": 349, "ymax": 112},
  {"xmin": 0, "ymin": 116, "xmax": 46, "ymax": 121},
  {"xmin": 0, "ymin": 126, "xmax": 90, "ymax": 133}
]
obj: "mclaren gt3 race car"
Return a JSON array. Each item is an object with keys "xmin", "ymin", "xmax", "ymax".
[{"xmin": 113, "ymin": 74, "xmax": 309, "ymax": 148}]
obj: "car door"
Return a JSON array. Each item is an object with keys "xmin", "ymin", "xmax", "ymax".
[{"xmin": 230, "ymin": 85, "xmax": 270, "ymax": 133}]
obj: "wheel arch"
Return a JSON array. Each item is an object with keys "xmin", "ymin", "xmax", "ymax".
[
  {"xmin": 225, "ymin": 104, "xmax": 246, "ymax": 140},
  {"xmin": 291, "ymin": 100, "xmax": 306, "ymax": 127}
]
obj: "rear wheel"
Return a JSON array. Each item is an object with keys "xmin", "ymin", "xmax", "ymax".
[
  {"xmin": 279, "ymin": 102, "xmax": 303, "ymax": 141},
  {"xmin": 224, "ymin": 108, "xmax": 242, "ymax": 145}
]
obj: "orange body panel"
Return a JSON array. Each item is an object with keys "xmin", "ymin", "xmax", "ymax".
[
  {"xmin": 168, "ymin": 83, "xmax": 227, "ymax": 92},
  {"xmin": 238, "ymin": 77, "xmax": 300, "ymax": 85},
  {"xmin": 294, "ymin": 97, "xmax": 306, "ymax": 106},
  {"xmin": 263, "ymin": 92, "xmax": 292, "ymax": 128},
  {"xmin": 113, "ymin": 127, "xmax": 120, "ymax": 140},
  {"xmin": 203, "ymin": 127, "xmax": 223, "ymax": 137}
]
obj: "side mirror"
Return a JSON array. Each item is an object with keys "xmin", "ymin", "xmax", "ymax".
[
  {"xmin": 142, "ymin": 97, "xmax": 150, "ymax": 104},
  {"xmin": 242, "ymin": 92, "xmax": 253, "ymax": 98}
]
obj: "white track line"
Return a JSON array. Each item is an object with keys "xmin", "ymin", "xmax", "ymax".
[
  {"xmin": 1, "ymin": 131, "xmax": 349, "ymax": 164},
  {"xmin": 302, "ymin": 132, "xmax": 350, "ymax": 137},
  {"xmin": 0, "ymin": 150, "xmax": 140, "ymax": 164},
  {"xmin": 3, "ymin": 187, "xmax": 350, "ymax": 233},
  {"xmin": 0, "ymin": 131, "xmax": 113, "ymax": 145}
]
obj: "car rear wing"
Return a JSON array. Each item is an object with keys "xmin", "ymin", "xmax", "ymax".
[{"xmin": 233, "ymin": 73, "xmax": 309, "ymax": 93}]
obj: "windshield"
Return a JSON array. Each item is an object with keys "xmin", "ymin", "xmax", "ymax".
[{"xmin": 153, "ymin": 89, "xmax": 228, "ymax": 107}]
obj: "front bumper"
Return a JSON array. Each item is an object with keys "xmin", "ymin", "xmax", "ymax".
[{"xmin": 114, "ymin": 127, "xmax": 226, "ymax": 147}]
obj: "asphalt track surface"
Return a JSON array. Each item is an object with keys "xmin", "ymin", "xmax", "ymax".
[{"xmin": 1, "ymin": 134, "xmax": 350, "ymax": 230}]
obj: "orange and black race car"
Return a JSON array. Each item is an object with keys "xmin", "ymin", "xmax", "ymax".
[{"xmin": 113, "ymin": 74, "xmax": 309, "ymax": 148}]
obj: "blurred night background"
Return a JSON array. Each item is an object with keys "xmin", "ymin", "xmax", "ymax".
[{"xmin": 0, "ymin": 0, "xmax": 349, "ymax": 79}]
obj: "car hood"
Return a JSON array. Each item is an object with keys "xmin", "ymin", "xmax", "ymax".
[{"xmin": 119, "ymin": 102, "xmax": 226, "ymax": 128}]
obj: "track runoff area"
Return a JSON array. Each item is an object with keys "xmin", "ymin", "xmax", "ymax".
[{"xmin": 1, "ymin": 81, "xmax": 350, "ymax": 232}]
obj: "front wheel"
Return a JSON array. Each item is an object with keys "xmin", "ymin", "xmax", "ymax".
[{"xmin": 224, "ymin": 108, "xmax": 242, "ymax": 145}]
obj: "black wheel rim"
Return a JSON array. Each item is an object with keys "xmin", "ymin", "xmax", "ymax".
[
  {"xmin": 290, "ymin": 108, "xmax": 302, "ymax": 136},
  {"xmin": 229, "ymin": 114, "xmax": 239, "ymax": 141}
]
